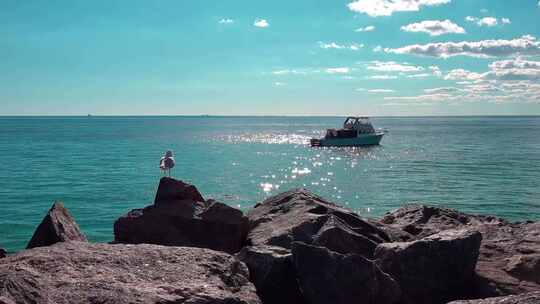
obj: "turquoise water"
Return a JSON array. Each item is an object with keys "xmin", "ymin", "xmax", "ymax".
[{"xmin": 1, "ymin": 116, "xmax": 539, "ymax": 252}]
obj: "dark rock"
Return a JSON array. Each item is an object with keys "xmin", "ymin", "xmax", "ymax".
[
  {"xmin": 154, "ymin": 177, "xmax": 205, "ymax": 206},
  {"xmin": 375, "ymin": 229, "xmax": 482, "ymax": 304},
  {"xmin": 243, "ymin": 189, "xmax": 393, "ymax": 304},
  {"xmin": 379, "ymin": 204, "xmax": 540, "ymax": 297},
  {"xmin": 26, "ymin": 201, "xmax": 87, "ymax": 249},
  {"xmin": 447, "ymin": 292, "xmax": 540, "ymax": 304},
  {"xmin": 237, "ymin": 245, "xmax": 305, "ymax": 304},
  {"xmin": 0, "ymin": 241, "xmax": 261, "ymax": 304},
  {"xmin": 247, "ymin": 188, "xmax": 391, "ymax": 252},
  {"xmin": 292, "ymin": 241, "xmax": 401, "ymax": 304},
  {"xmin": 114, "ymin": 178, "xmax": 248, "ymax": 254},
  {"xmin": 0, "ymin": 249, "xmax": 5, "ymax": 259}
]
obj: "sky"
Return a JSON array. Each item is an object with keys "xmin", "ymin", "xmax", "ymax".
[{"xmin": 1, "ymin": 0, "xmax": 540, "ymax": 116}]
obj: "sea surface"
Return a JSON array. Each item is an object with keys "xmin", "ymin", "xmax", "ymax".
[{"xmin": 1, "ymin": 116, "xmax": 539, "ymax": 252}]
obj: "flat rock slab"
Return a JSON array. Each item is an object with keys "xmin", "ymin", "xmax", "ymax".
[
  {"xmin": 448, "ymin": 292, "xmax": 540, "ymax": 304},
  {"xmin": 0, "ymin": 241, "xmax": 261, "ymax": 304},
  {"xmin": 26, "ymin": 201, "xmax": 87, "ymax": 249},
  {"xmin": 375, "ymin": 229, "xmax": 482, "ymax": 304}
]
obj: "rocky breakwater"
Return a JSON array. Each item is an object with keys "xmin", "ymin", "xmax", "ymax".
[
  {"xmin": 114, "ymin": 177, "xmax": 249, "ymax": 254},
  {"xmin": 0, "ymin": 241, "xmax": 260, "ymax": 304},
  {"xmin": 380, "ymin": 204, "xmax": 540, "ymax": 298}
]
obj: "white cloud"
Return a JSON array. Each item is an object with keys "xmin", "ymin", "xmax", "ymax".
[
  {"xmin": 355, "ymin": 25, "xmax": 375, "ymax": 32},
  {"xmin": 254, "ymin": 19, "xmax": 269, "ymax": 28},
  {"xmin": 326, "ymin": 67, "xmax": 350, "ymax": 74},
  {"xmin": 487, "ymin": 58, "xmax": 540, "ymax": 80},
  {"xmin": 319, "ymin": 42, "xmax": 364, "ymax": 51},
  {"xmin": 218, "ymin": 18, "xmax": 234, "ymax": 24},
  {"xmin": 383, "ymin": 93, "xmax": 455, "ymax": 102},
  {"xmin": 274, "ymin": 82, "xmax": 285, "ymax": 86},
  {"xmin": 384, "ymin": 35, "xmax": 540, "ymax": 58},
  {"xmin": 429, "ymin": 66, "xmax": 443, "ymax": 77},
  {"xmin": 366, "ymin": 75, "xmax": 398, "ymax": 80},
  {"xmin": 366, "ymin": 61, "xmax": 424, "ymax": 72},
  {"xmin": 272, "ymin": 69, "xmax": 307, "ymax": 75},
  {"xmin": 401, "ymin": 20, "xmax": 465, "ymax": 36},
  {"xmin": 444, "ymin": 69, "xmax": 484, "ymax": 81},
  {"xmin": 407, "ymin": 73, "xmax": 431, "ymax": 78},
  {"xmin": 465, "ymin": 16, "xmax": 511, "ymax": 27},
  {"xmin": 368, "ymin": 89, "xmax": 395, "ymax": 93},
  {"xmin": 423, "ymin": 87, "xmax": 463, "ymax": 94},
  {"xmin": 347, "ymin": 0, "xmax": 451, "ymax": 17}
]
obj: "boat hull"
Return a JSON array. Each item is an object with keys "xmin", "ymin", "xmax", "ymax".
[{"xmin": 313, "ymin": 133, "xmax": 384, "ymax": 147}]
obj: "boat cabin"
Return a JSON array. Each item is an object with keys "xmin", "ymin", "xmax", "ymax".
[{"xmin": 325, "ymin": 117, "xmax": 376, "ymax": 139}]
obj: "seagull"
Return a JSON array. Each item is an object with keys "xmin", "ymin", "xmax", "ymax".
[{"xmin": 159, "ymin": 150, "xmax": 175, "ymax": 177}]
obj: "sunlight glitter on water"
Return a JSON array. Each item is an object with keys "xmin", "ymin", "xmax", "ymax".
[{"xmin": 219, "ymin": 133, "xmax": 312, "ymax": 145}]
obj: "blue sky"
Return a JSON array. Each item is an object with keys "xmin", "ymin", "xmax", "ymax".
[{"xmin": 1, "ymin": 0, "xmax": 540, "ymax": 116}]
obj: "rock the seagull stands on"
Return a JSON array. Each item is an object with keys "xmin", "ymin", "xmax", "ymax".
[
  {"xmin": 26, "ymin": 201, "xmax": 87, "ymax": 249},
  {"xmin": 114, "ymin": 177, "xmax": 249, "ymax": 254}
]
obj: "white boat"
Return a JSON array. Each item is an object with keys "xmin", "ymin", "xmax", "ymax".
[{"xmin": 310, "ymin": 117, "xmax": 385, "ymax": 147}]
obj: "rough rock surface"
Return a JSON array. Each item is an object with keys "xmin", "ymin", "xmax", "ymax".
[
  {"xmin": 379, "ymin": 204, "xmax": 540, "ymax": 297},
  {"xmin": 0, "ymin": 249, "xmax": 5, "ymax": 259},
  {"xmin": 0, "ymin": 241, "xmax": 261, "ymax": 304},
  {"xmin": 292, "ymin": 241, "xmax": 401, "ymax": 304},
  {"xmin": 448, "ymin": 292, "xmax": 540, "ymax": 304},
  {"xmin": 244, "ymin": 189, "xmax": 393, "ymax": 304},
  {"xmin": 375, "ymin": 229, "xmax": 482, "ymax": 304},
  {"xmin": 236, "ymin": 245, "xmax": 305, "ymax": 304},
  {"xmin": 114, "ymin": 177, "xmax": 249, "ymax": 254},
  {"xmin": 26, "ymin": 201, "xmax": 87, "ymax": 249},
  {"xmin": 247, "ymin": 188, "xmax": 391, "ymax": 254}
]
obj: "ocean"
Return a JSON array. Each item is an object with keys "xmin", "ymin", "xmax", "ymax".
[{"xmin": 1, "ymin": 116, "xmax": 539, "ymax": 252}]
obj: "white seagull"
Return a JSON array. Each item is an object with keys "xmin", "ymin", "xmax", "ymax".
[{"xmin": 159, "ymin": 150, "xmax": 175, "ymax": 177}]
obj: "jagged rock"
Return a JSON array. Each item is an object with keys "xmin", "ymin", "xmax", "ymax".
[
  {"xmin": 247, "ymin": 188, "xmax": 391, "ymax": 253},
  {"xmin": 0, "ymin": 241, "xmax": 261, "ymax": 304},
  {"xmin": 0, "ymin": 249, "xmax": 5, "ymax": 259},
  {"xmin": 447, "ymin": 292, "xmax": 540, "ymax": 304},
  {"xmin": 154, "ymin": 177, "xmax": 205, "ymax": 206},
  {"xmin": 379, "ymin": 204, "xmax": 540, "ymax": 297},
  {"xmin": 292, "ymin": 242, "xmax": 401, "ymax": 304},
  {"xmin": 0, "ymin": 297, "xmax": 15, "ymax": 304},
  {"xmin": 114, "ymin": 177, "xmax": 248, "ymax": 254},
  {"xmin": 237, "ymin": 246, "xmax": 305, "ymax": 304},
  {"xmin": 375, "ymin": 229, "xmax": 482, "ymax": 304},
  {"xmin": 243, "ymin": 189, "xmax": 393, "ymax": 304},
  {"xmin": 26, "ymin": 201, "xmax": 87, "ymax": 249}
]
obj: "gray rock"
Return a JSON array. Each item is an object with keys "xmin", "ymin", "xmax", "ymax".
[
  {"xmin": 0, "ymin": 241, "xmax": 261, "ymax": 304},
  {"xmin": 247, "ymin": 188, "xmax": 391, "ymax": 252},
  {"xmin": 504, "ymin": 254, "xmax": 540, "ymax": 284},
  {"xmin": 378, "ymin": 204, "xmax": 540, "ymax": 297},
  {"xmin": 375, "ymin": 229, "xmax": 482, "ymax": 304},
  {"xmin": 292, "ymin": 241, "xmax": 401, "ymax": 304},
  {"xmin": 447, "ymin": 292, "xmax": 540, "ymax": 304},
  {"xmin": 26, "ymin": 201, "xmax": 87, "ymax": 249},
  {"xmin": 237, "ymin": 245, "xmax": 305, "ymax": 304},
  {"xmin": 114, "ymin": 178, "xmax": 249, "ymax": 254}
]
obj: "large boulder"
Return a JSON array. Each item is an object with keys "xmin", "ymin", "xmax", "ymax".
[
  {"xmin": 26, "ymin": 201, "xmax": 87, "ymax": 249},
  {"xmin": 292, "ymin": 241, "xmax": 401, "ymax": 304},
  {"xmin": 379, "ymin": 204, "xmax": 540, "ymax": 297},
  {"xmin": 244, "ymin": 189, "xmax": 393, "ymax": 304},
  {"xmin": 375, "ymin": 229, "xmax": 482, "ymax": 304},
  {"xmin": 0, "ymin": 241, "xmax": 261, "ymax": 304},
  {"xmin": 236, "ymin": 246, "xmax": 305, "ymax": 304},
  {"xmin": 247, "ymin": 188, "xmax": 391, "ymax": 254},
  {"xmin": 447, "ymin": 292, "xmax": 540, "ymax": 304},
  {"xmin": 114, "ymin": 177, "xmax": 249, "ymax": 254}
]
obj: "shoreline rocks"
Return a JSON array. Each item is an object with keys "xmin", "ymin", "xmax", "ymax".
[
  {"xmin": 6, "ymin": 179, "xmax": 539, "ymax": 304},
  {"xmin": 0, "ymin": 249, "xmax": 5, "ymax": 259},
  {"xmin": 0, "ymin": 241, "xmax": 260, "ymax": 304},
  {"xmin": 26, "ymin": 201, "xmax": 87, "ymax": 249},
  {"xmin": 448, "ymin": 292, "xmax": 540, "ymax": 304}
]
